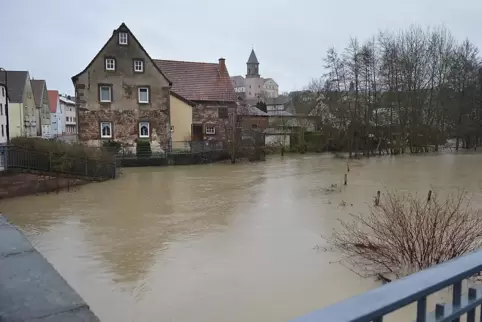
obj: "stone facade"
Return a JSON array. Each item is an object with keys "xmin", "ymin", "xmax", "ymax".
[
  {"xmin": 192, "ymin": 103, "xmax": 236, "ymax": 142},
  {"xmin": 72, "ymin": 23, "xmax": 171, "ymax": 150}
]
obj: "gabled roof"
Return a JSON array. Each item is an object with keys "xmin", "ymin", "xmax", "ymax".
[
  {"xmin": 247, "ymin": 49, "xmax": 259, "ymax": 64},
  {"xmin": 71, "ymin": 23, "xmax": 171, "ymax": 86},
  {"xmin": 59, "ymin": 95, "xmax": 75, "ymax": 105},
  {"xmin": 154, "ymin": 59, "xmax": 236, "ymax": 102},
  {"xmin": 0, "ymin": 71, "xmax": 29, "ymax": 103},
  {"xmin": 48, "ymin": 90, "xmax": 59, "ymax": 113},
  {"xmin": 265, "ymin": 95, "xmax": 289, "ymax": 105},
  {"xmin": 230, "ymin": 75, "xmax": 245, "ymax": 87},
  {"xmin": 31, "ymin": 79, "xmax": 46, "ymax": 107},
  {"xmin": 237, "ymin": 104, "xmax": 268, "ymax": 117},
  {"xmin": 263, "ymin": 78, "xmax": 278, "ymax": 86}
]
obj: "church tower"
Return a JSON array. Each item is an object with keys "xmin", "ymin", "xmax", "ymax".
[{"xmin": 246, "ymin": 49, "xmax": 260, "ymax": 78}]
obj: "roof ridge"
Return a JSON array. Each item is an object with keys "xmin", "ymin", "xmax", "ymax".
[{"xmin": 154, "ymin": 59, "xmax": 218, "ymax": 65}]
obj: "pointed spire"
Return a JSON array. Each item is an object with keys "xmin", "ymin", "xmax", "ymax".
[{"xmin": 247, "ymin": 49, "xmax": 259, "ymax": 64}]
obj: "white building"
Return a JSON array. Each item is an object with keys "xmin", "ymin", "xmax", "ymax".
[
  {"xmin": 263, "ymin": 78, "xmax": 279, "ymax": 98},
  {"xmin": 0, "ymin": 83, "xmax": 8, "ymax": 144},
  {"xmin": 230, "ymin": 49, "xmax": 280, "ymax": 100},
  {"xmin": 48, "ymin": 90, "xmax": 64, "ymax": 136},
  {"xmin": 59, "ymin": 95, "xmax": 76, "ymax": 135}
]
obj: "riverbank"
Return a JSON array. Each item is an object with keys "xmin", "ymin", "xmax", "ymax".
[
  {"xmin": 0, "ymin": 172, "xmax": 89, "ymax": 200},
  {"xmin": 0, "ymin": 215, "xmax": 99, "ymax": 321}
]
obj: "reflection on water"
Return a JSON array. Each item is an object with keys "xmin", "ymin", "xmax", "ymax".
[{"xmin": 2, "ymin": 152, "xmax": 482, "ymax": 321}]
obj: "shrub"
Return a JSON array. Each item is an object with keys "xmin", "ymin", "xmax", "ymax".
[
  {"xmin": 136, "ymin": 140, "xmax": 152, "ymax": 158},
  {"xmin": 324, "ymin": 190, "xmax": 482, "ymax": 281},
  {"xmin": 102, "ymin": 140, "xmax": 122, "ymax": 154},
  {"xmin": 11, "ymin": 137, "xmax": 113, "ymax": 161}
]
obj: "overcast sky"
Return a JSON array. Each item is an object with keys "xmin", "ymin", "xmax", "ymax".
[{"xmin": 2, "ymin": 0, "xmax": 482, "ymax": 95}]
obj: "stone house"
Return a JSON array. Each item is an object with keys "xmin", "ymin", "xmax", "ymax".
[
  {"xmin": 31, "ymin": 79, "xmax": 52, "ymax": 138},
  {"xmin": 154, "ymin": 58, "xmax": 237, "ymax": 145},
  {"xmin": 0, "ymin": 71, "xmax": 37, "ymax": 138},
  {"xmin": 72, "ymin": 23, "xmax": 172, "ymax": 151}
]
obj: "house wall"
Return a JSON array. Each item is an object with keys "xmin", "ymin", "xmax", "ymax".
[
  {"xmin": 239, "ymin": 116, "xmax": 269, "ymax": 131},
  {"xmin": 62, "ymin": 101, "xmax": 77, "ymax": 134},
  {"xmin": 170, "ymin": 94, "xmax": 192, "ymax": 151},
  {"xmin": 192, "ymin": 102, "xmax": 235, "ymax": 142},
  {"xmin": 74, "ymin": 26, "xmax": 170, "ymax": 150},
  {"xmin": 35, "ymin": 108, "xmax": 41, "ymax": 136},
  {"xmin": 0, "ymin": 85, "xmax": 7, "ymax": 143},
  {"xmin": 23, "ymin": 79, "xmax": 37, "ymax": 137},
  {"xmin": 244, "ymin": 77, "xmax": 265, "ymax": 99},
  {"xmin": 263, "ymin": 80, "xmax": 279, "ymax": 98},
  {"xmin": 8, "ymin": 102, "xmax": 24, "ymax": 138},
  {"xmin": 40, "ymin": 88, "xmax": 51, "ymax": 138},
  {"xmin": 50, "ymin": 99, "xmax": 65, "ymax": 136}
]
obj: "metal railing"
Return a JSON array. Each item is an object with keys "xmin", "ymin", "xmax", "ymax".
[
  {"xmin": 170, "ymin": 140, "xmax": 225, "ymax": 154},
  {"xmin": 3, "ymin": 145, "xmax": 116, "ymax": 180},
  {"xmin": 291, "ymin": 249, "xmax": 482, "ymax": 322}
]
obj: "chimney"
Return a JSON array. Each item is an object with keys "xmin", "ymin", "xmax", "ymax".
[{"xmin": 219, "ymin": 58, "xmax": 226, "ymax": 76}]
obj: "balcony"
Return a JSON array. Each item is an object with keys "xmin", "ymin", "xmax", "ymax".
[{"xmin": 291, "ymin": 250, "xmax": 482, "ymax": 322}]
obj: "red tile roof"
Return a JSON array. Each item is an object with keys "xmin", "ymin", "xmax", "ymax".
[
  {"xmin": 48, "ymin": 90, "xmax": 59, "ymax": 113},
  {"xmin": 154, "ymin": 59, "xmax": 236, "ymax": 103}
]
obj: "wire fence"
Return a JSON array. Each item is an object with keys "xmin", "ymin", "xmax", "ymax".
[{"xmin": 3, "ymin": 145, "xmax": 116, "ymax": 180}]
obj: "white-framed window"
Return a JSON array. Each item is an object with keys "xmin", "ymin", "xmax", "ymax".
[
  {"xmin": 99, "ymin": 86, "xmax": 112, "ymax": 102},
  {"xmin": 134, "ymin": 60, "xmax": 144, "ymax": 72},
  {"xmin": 100, "ymin": 122, "xmax": 112, "ymax": 138},
  {"xmin": 205, "ymin": 125, "xmax": 216, "ymax": 135},
  {"xmin": 139, "ymin": 121, "xmax": 149, "ymax": 138},
  {"xmin": 105, "ymin": 58, "xmax": 115, "ymax": 71},
  {"xmin": 138, "ymin": 87, "xmax": 149, "ymax": 103},
  {"xmin": 118, "ymin": 32, "xmax": 128, "ymax": 45},
  {"xmin": 0, "ymin": 103, "xmax": 3, "ymax": 115},
  {"xmin": 1, "ymin": 87, "xmax": 4, "ymax": 97}
]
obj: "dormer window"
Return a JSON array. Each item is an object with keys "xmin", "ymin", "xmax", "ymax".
[
  {"xmin": 105, "ymin": 58, "xmax": 115, "ymax": 71},
  {"xmin": 118, "ymin": 32, "xmax": 128, "ymax": 45}
]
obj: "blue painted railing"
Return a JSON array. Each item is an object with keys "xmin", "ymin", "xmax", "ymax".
[{"xmin": 292, "ymin": 249, "xmax": 482, "ymax": 322}]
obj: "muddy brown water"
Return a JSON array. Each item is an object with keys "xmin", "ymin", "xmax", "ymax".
[{"xmin": 2, "ymin": 152, "xmax": 482, "ymax": 322}]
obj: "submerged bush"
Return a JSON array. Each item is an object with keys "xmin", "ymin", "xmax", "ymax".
[{"xmin": 324, "ymin": 190, "xmax": 482, "ymax": 281}]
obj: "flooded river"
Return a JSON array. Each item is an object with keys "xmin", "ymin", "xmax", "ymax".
[{"xmin": 2, "ymin": 153, "xmax": 482, "ymax": 322}]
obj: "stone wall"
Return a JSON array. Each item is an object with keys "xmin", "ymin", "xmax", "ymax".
[{"xmin": 192, "ymin": 103, "xmax": 236, "ymax": 142}]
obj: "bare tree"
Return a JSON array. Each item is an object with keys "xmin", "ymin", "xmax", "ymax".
[
  {"xmin": 316, "ymin": 25, "xmax": 481, "ymax": 156},
  {"xmin": 324, "ymin": 190, "xmax": 482, "ymax": 281}
]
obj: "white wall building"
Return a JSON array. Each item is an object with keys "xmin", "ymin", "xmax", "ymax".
[
  {"xmin": 263, "ymin": 78, "xmax": 279, "ymax": 98},
  {"xmin": 59, "ymin": 95, "xmax": 76, "ymax": 135},
  {"xmin": 48, "ymin": 90, "xmax": 65, "ymax": 136}
]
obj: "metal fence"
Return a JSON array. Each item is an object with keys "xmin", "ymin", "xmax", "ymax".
[
  {"xmin": 170, "ymin": 140, "xmax": 225, "ymax": 154},
  {"xmin": 4, "ymin": 145, "xmax": 116, "ymax": 180},
  {"xmin": 291, "ymin": 249, "xmax": 482, "ymax": 322}
]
